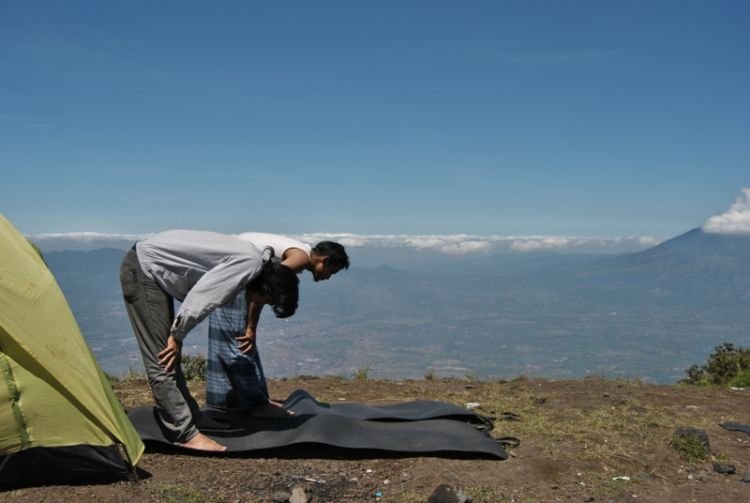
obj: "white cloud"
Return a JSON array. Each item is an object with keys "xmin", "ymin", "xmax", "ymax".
[
  {"xmin": 32, "ymin": 231, "xmax": 149, "ymax": 242},
  {"xmin": 702, "ymin": 188, "xmax": 750, "ymax": 234},
  {"xmin": 638, "ymin": 236, "xmax": 662, "ymax": 247},
  {"xmin": 296, "ymin": 233, "xmax": 659, "ymax": 255},
  {"xmin": 510, "ymin": 237, "xmax": 571, "ymax": 252},
  {"xmin": 28, "ymin": 231, "xmax": 662, "ymax": 255}
]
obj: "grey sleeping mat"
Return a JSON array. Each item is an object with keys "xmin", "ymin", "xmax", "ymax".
[
  {"xmin": 128, "ymin": 389, "xmax": 509, "ymax": 459},
  {"xmin": 281, "ymin": 389, "xmax": 494, "ymax": 426},
  {"xmin": 720, "ymin": 422, "xmax": 750, "ymax": 435}
]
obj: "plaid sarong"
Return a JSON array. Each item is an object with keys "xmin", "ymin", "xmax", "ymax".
[{"xmin": 206, "ymin": 289, "xmax": 269, "ymax": 408}]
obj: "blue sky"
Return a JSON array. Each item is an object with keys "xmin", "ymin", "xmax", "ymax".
[{"xmin": 2, "ymin": 1, "xmax": 748, "ymax": 239}]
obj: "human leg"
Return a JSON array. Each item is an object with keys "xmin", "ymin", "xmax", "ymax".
[{"xmin": 120, "ymin": 248, "xmax": 205, "ymax": 443}]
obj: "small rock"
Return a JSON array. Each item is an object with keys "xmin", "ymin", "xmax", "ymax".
[
  {"xmin": 289, "ymin": 486, "xmax": 308, "ymax": 503},
  {"xmin": 269, "ymin": 491, "xmax": 291, "ymax": 503},
  {"xmin": 695, "ymin": 470, "xmax": 711, "ymax": 482},
  {"xmin": 427, "ymin": 484, "xmax": 470, "ymax": 503},
  {"xmin": 534, "ymin": 397, "xmax": 547, "ymax": 405},
  {"xmin": 633, "ymin": 472, "xmax": 653, "ymax": 482},
  {"xmin": 741, "ymin": 471, "xmax": 750, "ymax": 483},
  {"xmin": 685, "ymin": 405, "xmax": 699, "ymax": 411},
  {"xmin": 584, "ymin": 497, "xmax": 595, "ymax": 502},
  {"xmin": 713, "ymin": 463, "xmax": 736, "ymax": 475}
]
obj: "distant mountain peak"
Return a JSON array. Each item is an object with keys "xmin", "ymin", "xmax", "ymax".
[{"xmin": 639, "ymin": 227, "xmax": 750, "ymax": 261}]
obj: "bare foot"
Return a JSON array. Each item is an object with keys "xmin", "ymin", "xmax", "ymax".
[
  {"xmin": 181, "ymin": 432, "xmax": 227, "ymax": 452},
  {"xmin": 250, "ymin": 401, "xmax": 295, "ymax": 418}
]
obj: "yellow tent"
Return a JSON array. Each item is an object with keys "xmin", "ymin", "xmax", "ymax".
[{"xmin": 0, "ymin": 214, "xmax": 143, "ymax": 485}]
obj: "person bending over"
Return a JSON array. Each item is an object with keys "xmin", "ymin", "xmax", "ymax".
[
  {"xmin": 206, "ymin": 233, "xmax": 348, "ymax": 416},
  {"xmin": 119, "ymin": 230, "xmax": 299, "ymax": 451}
]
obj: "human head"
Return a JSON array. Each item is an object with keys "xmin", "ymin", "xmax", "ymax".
[
  {"xmin": 310, "ymin": 241, "xmax": 350, "ymax": 281},
  {"xmin": 246, "ymin": 260, "xmax": 299, "ymax": 318}
]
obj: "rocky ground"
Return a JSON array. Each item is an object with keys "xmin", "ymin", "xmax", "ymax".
[{"xmin": 4, "ymin": 376, "xmax": 750, "ymax": 502}]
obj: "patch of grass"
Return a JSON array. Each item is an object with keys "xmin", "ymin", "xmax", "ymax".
[
  {"xmin": 182, "ymin": 353, "xmax": 207, "ymax": 382},
  {"xmin": 466, "ymin": 485, "xmax": 513, "ymax": 502},
  {"xmin": 387, "ymin": 491, "xmax": 423, "ymax": 503},
  {"xmin": 119, "ymin": 366, "xmax": 146, "ymax": 380},
  {"xmin": 354, "ymin": 365, "xmax": 370, "ymax": 381},
  {"xmin": 115, "ymin": 367, "xmax": 146, "ymax": 382},
  {"xmin": 729, "ymin": 368, "xmax": 750, "ymax": 387},
  {"xmin": 394, "ymin": 486, "xmax": 511, "ymax": 503},
  {"xmin": 471, "ymin": 379, "xmax": 685, "ymax": 470},
  {"xmin": 712, "ymin": 452, "xmax": 732, "ymax": 463},
  {"xmin": 671, "ymin": 434, "xmax": 710, "ymax": 462},
  {"xmin": 148, "ymin": 483, "xmax": 216, "ymax": 503},
  {"xmin": 582, "ymin": 472, "xmax": 647, "ymax": 501}
]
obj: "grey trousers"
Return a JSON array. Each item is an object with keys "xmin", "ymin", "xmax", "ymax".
[{"xmin": 120, "ymin": 248, "xmax": 200, "ymax": 443}]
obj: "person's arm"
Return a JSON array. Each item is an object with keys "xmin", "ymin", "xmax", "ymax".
[
  {"xmin": 161, "ymin": 256, "xmax": 261, "ymax": 371},
  {"xmin": 236, "ymin": 297, "xmax": 264, "ymax": 354},
  {"xmin": 170, "ymin": 255, "xmax": 263, "ymax": 341}
]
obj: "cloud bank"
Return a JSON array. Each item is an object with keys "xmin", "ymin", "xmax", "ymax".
[
  {"xmin": 294, "ymin": 233, "xmax": 659, "ymax": 255},
  {"xmin": 28, "ymin": 231, "xmax": 661, "ymax": 255},
  {"xmin": 702, "ymin": 188, "xmax": 750, "ymax": 235},
  {"xmin": 32, "ymin": 231, "xmax": 148, "ymax": 242}
]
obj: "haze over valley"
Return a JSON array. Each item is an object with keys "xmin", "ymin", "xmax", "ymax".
[{"xmin": 39, "ymin": 211, "xmax": 750, "ymax": 384}]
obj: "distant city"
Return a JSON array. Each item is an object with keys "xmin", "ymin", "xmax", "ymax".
[{"xmin": 38, "ymin": 226, "xmax": 750, "ymax": 384}]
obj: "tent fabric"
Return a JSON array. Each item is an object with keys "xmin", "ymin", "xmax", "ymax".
[
  {"xmin": 0, "ymin": 445, "xmax": 133, "ymax": 486},
  {"xmin": 129, "ymin": 389, "xmax": 509, "ymax": 459},
  {"xmin": 0, "ymin": 214, "xmax": 143, "ymax": 483}
]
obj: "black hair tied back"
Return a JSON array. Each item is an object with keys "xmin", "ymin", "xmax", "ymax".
[{"xmin": 266, "ymin": 261, "xmax": 299, "ymax": 318}]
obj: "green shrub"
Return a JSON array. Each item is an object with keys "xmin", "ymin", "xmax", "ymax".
[
  {"xmin": 681, "ymin": 343, "xmax": 750, "ymax": 387},
  {"xmin": 671, "ymin": 433, "xmax": 710, "ymax": 461},
  {"xmin": 182, "ymin": 353, "xmax": 207, "ymax": 382}
]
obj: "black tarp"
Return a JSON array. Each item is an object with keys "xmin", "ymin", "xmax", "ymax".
[{"xmin": 129, "ymin": 389, "xmax": 512, "ymax": 459}]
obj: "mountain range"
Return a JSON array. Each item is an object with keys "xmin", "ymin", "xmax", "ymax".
[{"xmin": 42, "ymin": 227, "xmax": 750, "ymax": 383}]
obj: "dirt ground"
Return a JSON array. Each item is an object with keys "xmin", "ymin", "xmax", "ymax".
[{"xmin": 3, "ymin": 376, "xmax": 750, "ymax": 502}]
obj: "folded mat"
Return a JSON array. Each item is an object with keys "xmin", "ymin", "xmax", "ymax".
[
  {"xmin": 720, "ymin": 422, "xmax": 750, "ymax": 435},
  {"xmin": 128, "ymin": 389, "xmax": 510, "ymax": 459},
  {"xmin": 274, "ymin": 389, "xmax": 493, "ymax": 426}
]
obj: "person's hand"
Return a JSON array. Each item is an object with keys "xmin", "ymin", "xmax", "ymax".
[
  {"xmin": 236, "ymin": 327, "xmax": 257, "ymax": 354},
  {"xmin": 158, "ymin": 335, "xmax": 182, "ymax": 372}
]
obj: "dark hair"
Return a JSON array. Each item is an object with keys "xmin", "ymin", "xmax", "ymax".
[
  {"xmin": 312, "ymin": 241, "xmax": 350, "ymax": 271},
  {"xmin": 247, "ymin": 260, "xmax": 299, "ymax": 318}
]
